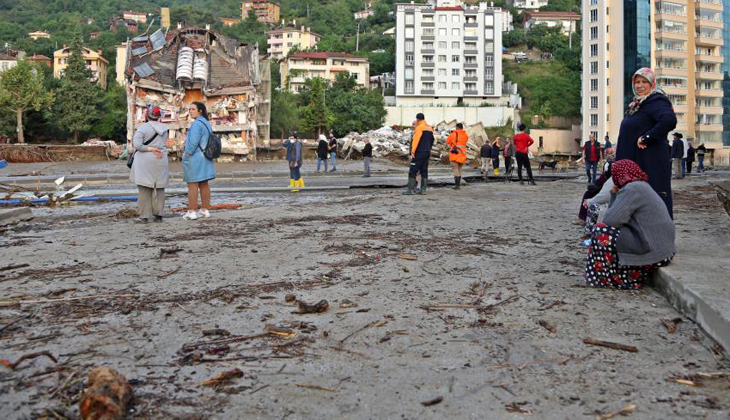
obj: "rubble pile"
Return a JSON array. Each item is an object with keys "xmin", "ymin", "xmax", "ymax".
[
  {"xmin": 81, "ymin": 140, "xmax": 125, "ymax": 159},
  {"xmin": 340, "ymin": 121, "xmax": 490, "ymax": 162}
]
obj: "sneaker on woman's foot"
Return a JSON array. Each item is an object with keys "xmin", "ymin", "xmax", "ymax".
[
  {"xmin": 197, "ymin": 209, "xmax": 211, "ymax": 218},
  {"xmin": 182, "ymin": 211, "xmax": 198, "ymax": 220}
]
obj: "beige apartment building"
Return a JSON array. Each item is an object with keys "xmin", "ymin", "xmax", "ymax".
[
  {"xmin": 53, "ymin": 47, "xmax": 109, "ymax": 90},
  {"xmin": 242, "ymin": 0, "xmax": 280, "ymax": 24},
  {"xmin": 582, "ymin": 0, "xmax": 729, "ymax": 164},
  {"xmin": 28, "ymin": 31, "xmax": 50, "ymax": 40},
  {"xmin": 281, "ymin": 52, "xmax": 369, "ymax": 93},
  {"xmin": 267, "ymin": 25, "xmax": 321, "ymax": 59}
]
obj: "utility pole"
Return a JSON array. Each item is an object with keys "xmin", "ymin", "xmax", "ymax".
[{"xmin": 356, "ymin": 20, "xmax": 364, "ymax": 52}]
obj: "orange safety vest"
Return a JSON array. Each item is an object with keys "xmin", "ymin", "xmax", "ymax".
[{"xmin": 446, "ymin": 129, "xmax": 469, "ymax": 164}]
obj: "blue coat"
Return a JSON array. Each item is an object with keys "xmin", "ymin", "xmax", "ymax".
[
  {"xmin": 616, "ymin": 93, "xmax": 676, "ymax": 217},
  {"xmin": 182, "ymin": 117, "xmax": 216, "ymax": 183}
]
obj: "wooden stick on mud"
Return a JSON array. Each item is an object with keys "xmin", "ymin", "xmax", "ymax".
[
  {"xmin": 583, "ymin": 338, "xmax": 638, "ymax": 353},
  {"xmin": 0, "ymin": 351, "xmax": 58, "ymax": 370}
]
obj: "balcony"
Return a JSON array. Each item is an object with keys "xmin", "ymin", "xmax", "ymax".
[
  {"xmin": 464, "ymin": 36, "xmax": 478, "ymax": 41},
  {"xmin": 464, "ymin": 22, "xmax": 479, "ymax": 28},
  {"xmin": 421, "ymin": 76, "xmax": 435, "ymax": 81},
  {"xmin": 695, "ymin": 19, "xmax": 723, "ymax": 29},
  {"xmin": 695, "ymin": 35, "xmax": 723, "ymax": 46},
  {"xmin": 655, "ymin": 67, "xmax": 687, "ymax": 77},
  {"xmin": 696, "ymin": 71, "xmax": 724, "ymax": 80},
  {"xmin": 421, "ymin": 49, "xmax": 434, "ymax": 54},
  {"xmin": 463, "ymin": 90, "xmax": 479, "ymax": 95},
  {"xmin": 463, "ymin": 63, "xmax": 478, "ymax": 68},
  {"xmin": 464, "ymin": 49, "xmax": 478, "ymax": 55},
  {"xmin": 695, "ymin": 0, "xmax": 723, "ymax": 11},
  {"xmin": 695, "ymin": 123, "xmax": 724, "ymax": 131},
  {"xmin": 655, "ymin": 48, "xmax": 686, "ymax": 58},
  {"xmin": 696, "ymin": 88, "xmax": 724, "ymax": 97},
  {"xmin": 662, "ymin": 86, "xmax": 689, "ymax": 95},
  {"xmin": 420, "ymin": 22, "xmax": 435, "ymax": 27},
  {"xmin": 695, "ymin": 53, "xmax": 724, "ymax": 63},
  {"xmin": 697, "ymin": 106, "xmax": 724, "ymax": 114},
  {"xmin": 421, "ymin": 62, "xmax": 435, "ymax": 68},
  {"xmin": 464, "ymin": 76, "xmax": 478, "ymax": 82},
  {"xmin": 420, "ymin": 89, "xmax": 435, "ymax": 95},
  {"xmin": 421, "ymin": 35, "xmax": 435, "ymax": 41}
]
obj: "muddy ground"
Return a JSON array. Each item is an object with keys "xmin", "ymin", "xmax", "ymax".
[{"xmin": 0, "ymin": 177, "xmax": 728, "ymax": 419}]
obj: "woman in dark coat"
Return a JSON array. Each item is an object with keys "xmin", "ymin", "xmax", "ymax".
[{"xmin": 616, "ymin": 67, "xmax": 677, "ymax": 217}]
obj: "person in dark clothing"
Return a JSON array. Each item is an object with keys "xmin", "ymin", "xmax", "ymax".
[
  {"xmin": 362, "ymin": 139, "xmax": 372, "ymax": 177},
  {"xmin": 328, "ymin": 131, "xmax": 338, "ymax": 172},
  {"xmin": 603, "ymin": 135, "xmax": 612, "ymax": 152},
  {"xmin": 491, "ymin": 137, "xmax": 502, "ymax": 175},
  {"xmin": 480, "ymin": 141, "xmax": 492, "ymax": 181},
  {"xmin": 671, "ymin": 133, "xmax": 684, "ymax": 180},
  {"xmin": 316, "ymin": 134, "xmax": 329, "ymax": 172},
  {"xmin": 686, "ymin": 142, "xmax": 695, "ymax": 174},
  {"xmin": 583, "ymin": 134, "xmax": 603, "ymax": 183},
  {"xmin": 404, "ymin": 113, "xmax": 434, "ymax": 195},
  {"xmin": 697, "ymin": 143, "xmax": 706, "ymax": 172},
  {"xmin": 615, "ymin": 67, "xmax": 677, "ymax": 217}
]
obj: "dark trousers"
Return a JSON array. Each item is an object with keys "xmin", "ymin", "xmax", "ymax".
[
  {"xmin": 409, "ymin": 151, "xmax": 430, "ymax": 179},
  {"xmin": 516, "ymin": 152, "xmax": 533, "ymax": 181},
  {"xmin": 289, "ymin": 163, "xmax": 301, "ymax": 180},
  {"xmin": 686, "ymin": 159, "xmax": 693, "ymax": 174},
  {"xmin": 586, "ymin": 161, "xmax": 598, "ymax": 183},
  {"xmin": 504, "ymin": 156, "xmax": 513, "ymax": 174},
  {"xmin": 492, "ymin": 156, "xmax": 500, "ymax": 169}
]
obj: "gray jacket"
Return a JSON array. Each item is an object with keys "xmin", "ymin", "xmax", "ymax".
[
  {"xmin": 130, "ymin": 121, "xmax": 169, "ymax": 189},
  {"xmin": 603, "ymin": 181, "xmax": 675, "ymax": 266},
  {"xmin": 588, "ymin": 177, "xmax": 614, "ymax": 207}
]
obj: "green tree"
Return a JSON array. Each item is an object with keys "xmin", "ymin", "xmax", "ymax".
[
  {"xmin": 271, "ymin": 89, "xmax": 300, "ymax": 139},
  {"xmin": 54, "ymin": 29, "xmax": 102, "ymax": 143},
  {"xmin": 300, "ymin": 77, "xmax": 332, "ymax": 136},
  {"xmin": 90, "ymin": 82, "xmax": 126, "ymax": 140},
  {"xmin": 0, "ymin": 60, "xmax": 54, "ymax": 143}
]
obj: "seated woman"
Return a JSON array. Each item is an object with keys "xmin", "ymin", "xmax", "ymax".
[{"xmin": 583, "ymin": 159, "xmax": 675, "ymax": 289}]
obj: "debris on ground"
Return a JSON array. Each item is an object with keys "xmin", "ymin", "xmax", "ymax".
[
  {"xmin": 660, "ymin": 317, "xmax": 683, "ymax": 334},
  {"xmin": 583, "ymin": 338, "xmax": 638, "ymax": 353},
  {"xmin": 202, "ymin": 369, "xmax": 244, "ymax": 388},
  {"xmin": 598, "ymin": 403, "xmax": 636, "ymax": 420},
  {"xmin": 0, "ymin": 351, "xmax": 57, "ymax": 370},
  {"xmin": 538, "ymin": 320, "xmax": 557, "ymax": 333},
  {"xmin": 81, "ymin": 139, "xmax": 126, "ymax": 159},
  {"xmin": 421, "ymin": 396, "xmax": 443, "ymax": 407},
  {"xmin": 79, "ymin": 367, "xmax": 134, "ymax": 420},
  {"xmin": 114, "ymin": 209, "xmax": 139, "ymax": 219},
  {"xmin": 296, "ymin": 299, "xmax": 329, "ymax": 314},
  {"xmin": 159, "ymin": 245, "xmax": 182, "ymax": 259},
  {"xmin": 170, "ymin": 203, "xmax": 242, "ymax": 213}
]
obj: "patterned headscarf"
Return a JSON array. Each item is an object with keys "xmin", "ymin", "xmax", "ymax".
[
  {"xmin": 611, "ymin": 159, "xmax": 648, "ymax": 188},
  {"xmin": 627, "ymin": 68, "xmax": 665, "ymax": 116}
]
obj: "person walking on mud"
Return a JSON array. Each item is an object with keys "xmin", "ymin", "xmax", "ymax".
[
  {"xmin": 503, "ymin": 137, "xmax": 516, "ymax": 179},
  {"xmin": 362, "ymin": 138, "xmax": 372, "ymax": 178},
  {"xmin": 328, "ymin": 131, "xmax": 338, "ymax": 172},
  {"xmin": 316, "ymin": 134, "xmax": 329, "ymax": 172},
  {"xmin": 403, "ymin": 113, "xmax": 434, "ymax": 195},
  {"xmin": 284, "ymin": 132, "xmax": 304, "ymax": 190},
  {"xmin": 130, "ymin": 105, "xmax": 169, "ymax": 223},
  {"xmin": 491, "ymin": 136, "xmax": 502, "ymax": 176},
  {"xmin": 513, "ymin": 123, "xmax": 535, "ymax": 185},
  {"xmin": 182, "ymin": 102, "xmax": 216, "ymax": 220},
  {"xmin": 446, "ymin": 123, "xmax": 469, "ymax": 189},
  {"xmin": 480, "ymin": 140, "xmax": 492, "ymax": 182}
]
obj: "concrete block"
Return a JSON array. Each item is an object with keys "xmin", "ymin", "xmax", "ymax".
[{"xmin": 0, "ymin": 207, "xmax": 34, "ymax": 226}]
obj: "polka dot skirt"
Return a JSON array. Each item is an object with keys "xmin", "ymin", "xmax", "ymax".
[{"xmin": 584, "ymin": 223, "xmax": 671, "ymax": 289}]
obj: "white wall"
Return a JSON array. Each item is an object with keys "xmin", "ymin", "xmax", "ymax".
[{"xmin": 385, "ymin": 106, "xmax": 516, "ymax": 127}]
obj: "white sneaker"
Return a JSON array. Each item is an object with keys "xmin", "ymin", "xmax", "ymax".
[
  {"xmin": 197, "ymin": 209, "xmax": 210, "ymax": 218},
  {"xmin": 182, "ymin": 211, "xmax": 198, "ymax": 220}
]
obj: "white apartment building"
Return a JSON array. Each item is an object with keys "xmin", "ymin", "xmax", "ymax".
[
  {"xmin": 508, "ymin": 0, "xmax": 549, "ymax": 10},
  {"xmin": 395, "ymin": 0, "xmax": 503, "ymax": 106},
  {"xmin": 499, "ymin": 10, "xmax": 514, "ymax": 32}
]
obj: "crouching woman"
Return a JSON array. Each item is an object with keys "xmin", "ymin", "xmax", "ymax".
[{"xmin": 583, "ymin": 159, "xmax": 675, "ymax": 289}]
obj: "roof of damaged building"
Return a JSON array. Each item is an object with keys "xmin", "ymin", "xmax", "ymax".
[{"xmin": 125, "ymin": 27, "xmax": 260, "ymax": 94}]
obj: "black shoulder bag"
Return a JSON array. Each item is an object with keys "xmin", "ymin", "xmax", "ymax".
[
  {"xmin": 127, "ymin": 131, "xmax": 160, "ymax": 169},
  {"xmin": 199, "ymin": 124, "xmax": 222, "ymax": 160}
]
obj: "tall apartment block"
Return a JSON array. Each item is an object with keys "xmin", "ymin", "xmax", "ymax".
[
  {"xmin": 582, "ymin": 0, "xmax": 730, "ymax": 163},
  {"xmin": 242, "ymin": 0, "xmax": 280, "ymax": 25},
  {"xmin": 394, "ymin": 0, "xmax": 503, "ymax": 106}
]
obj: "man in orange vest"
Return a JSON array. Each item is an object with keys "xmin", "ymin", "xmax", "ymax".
[
  {"xmin": 404, "ymin": 113, "xmax": 435, "ymax": 195},
  {"xmin": 446, "ymin": 123, "xmax": 469, "ymax": 189}
]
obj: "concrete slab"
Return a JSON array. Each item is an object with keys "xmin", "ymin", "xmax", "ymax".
[
  {"xmin": 654, "ymin": 178, "xmax": 730, "ymax": 351},
  {"xmin": 0, "ymin": 207, "xmax": 33, "ymax": 226}
]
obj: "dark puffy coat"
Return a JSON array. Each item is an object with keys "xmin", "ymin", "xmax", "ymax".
[
  {"xmin": 671, "ymin": 138, "xmax": 684, "ymax": 159},
  {"xmin": 616, "ymin": 93, "xmax": 677, "ymax": 217},
  {"xmin": 480, "ymin": 143, "xmax": 492, "ymax": 158},
  {"xmin": 317, "ymin": 140, "xmax": 329, "ymax": 159}
]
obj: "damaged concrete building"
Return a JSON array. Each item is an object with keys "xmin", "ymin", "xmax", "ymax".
[{"xmin": 122, "ymin": 27, "xmax": 271, "ymax": 160}]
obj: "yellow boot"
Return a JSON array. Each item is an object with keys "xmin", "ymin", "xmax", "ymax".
[
  {"xmin": 298, "ymin": 178, "xmax": 305, "ymax": 188},
  {"xmin": 288, "ymin": 179, "xmax": 295, "ymax": 188},
  {"xmin": 494, "ymin": 168, "xmax": 500, "ymax": 175}
]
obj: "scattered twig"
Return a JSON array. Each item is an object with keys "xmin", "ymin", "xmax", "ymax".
[
  {"xmin": 0, "ymin": 351, "xmax": 58, "ymax": 370},
  {"xmin": 1, "ymin": 293, "xmax": 137, "ymax": 306},
  {"xmin": 202, "ymin": 369, "xmax": 244, "ymax": 387},
  {"xmin": 159, "ymin": 246, "xmax": 182, "ymax": 259},
  {"xmin": 157, "ymin": 266, "xmax": 181, "ymax": 279},
  {"xmin": 397, "ymin": 253, "xmax": 418, "ymax": 261},
  {"xmin": 49, "ymin": 370, "xmax": 79, "ymax": 398},
  {"xmin": 583, "ymin": 338, "xmax": 638, "ymax": 353},
  {"xmin": 538, "ymin": 320, "xmax": 557, "ymax": 333},
  {"xmin": 296, "ymin": 384, "xmax": 335, "ymax": 392},
  {"xmin": 421, "ymin": 396, "xmax": 443, "ymax": 407},
  {"xmin": 598, "ymin": 403, "xmax": 636, "ymax": 420},
  {"xmin": 660, "ymin": 318, "xmax": 682, "ymax": 334},
  {"xmin": 0, "ymin": 263, "xmax": 30, "ymax": 272},
  {"xmin": 249, "ymin": 384, "xmax": 270, "ymax": 394},
  {"xmin": 182, "ymin": 333, "xmax": 269, "ymax": 352},
  {"xmin": 340, "ymin": 321, "xmax": 380, "ymax": 344},
  {"xmin": 296, "ymin": 299, "xmax": 329, "ymax": 314}
]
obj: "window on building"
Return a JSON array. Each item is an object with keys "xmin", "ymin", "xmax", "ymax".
[
  {"xmin": 590, "ymin": 114, "xmax": 598, "ymax": 126},
  {"xmin": 539, "ymin": 137, "xmax": 544, "ymax": 149},
  {"xmin": 287, "ymin": 42, "xmax": 292, "ymax": 47},
  {"xmin": 452, "ymin": 55, "xmax": 460, "ymax": 62},
  {"xmin": 405, "ymin": 80, "xmax": 414, "ymax": 93},
  {"xmin": 423, "ymin": 15, "xmax": 434, "ymax": 23},
  {"xmin": 423, "ymin": 68, "xmax": 434, "ymax": 77},
  {"xmin": 466, "ymin": 82, "xmax": 476, "ymax": 91},
  {"xmin": 423, "ymin": 55, "xmax": 434, "ymax": 63},
  {"xmin": 485, "ymin": 55, "xmax": 494, "ymax": 66},
  {"xmin": 423, "ymin": 28, "xmax": 434, "ymax": 36},
  {"xmin": 465, "ymin": 42, "xmax": 477, "ymax": 50},
  {"xmin": 405, "ymin": 27, "xmax": 414, "ymax": 38},
  {"xmin": 485, "ymin": 28, "xmax": 494, "ymax": 39},
  {"xmin": 452, "ymin": 28, "xmax": 460, "ymax": 36},
  {"xmin": 405, "ymin": 54, "xmax": 414, "ymax": 66},
  {"xmin": 438, "ymin": 55, "xmax": 447, "ymax": 62},
  {"xmin": 438, "ymin": 81, "xmax": 447, "ymax": 89},
  {"xmin": 465, "ymin": 56, "xmax": 476, "ymax": 64},
  {"xmin": 485, "ymin": 82, "xmax": 494, "ymax": 94},
  {"xmin": 590, "ymin": 96, "xmax": 598, "ymax": 109},
  {"xmin": 452, "ymin": 68, "xmax": 460, "ymax": 76},
  {"xmin": 590, "ymin": 9, "xmax": 598, "ymax": 22},
  {"xmin": 452, "ymin": 81, "xmax": 460, "ymax": 90},
  {"xmin": 423, "ymin": 42, "xmax": 434, "ymax": 50},
  {"xmin": 590, "ymin": 61, "xmax": 598, "ymax": 74},
  {"xmin": 439, "ymin": 14, "xmax": 447, "ymax": 23},
  {"xmin": 590, "ymin": 44, "xmax": 598, "ymax": 57},
  {"xmin": 452, "ymin": 41, "xmax": 460, "ymax": 49},
  {"xmin": 423, "ymin": 82, "xmax": 434, "ymax": 90},
  {"xmin": 485, "ymin": 15, "xmax": 494, "ymax": 26},
  {"xmin": 485, "ymin": 68, "xmax": 494, "ymax": 79},
  {"xmin": 438, "ymin": 68, "xmax": 447, "ymax": 76},
  {"xmin": 439, "ymin": 28, "xmax": 447, "ymax": 36},
  {"xmin": 590, "ymin": 0, "xmax": 597, "ymax": 5},
  {"xmin": 485, "ymin": 42, "xmax": 494, "ymax": 53},
  {"xmin": 465, "ymin": 28, "xmax": 477, "ymax": 37},
  {"xmin": 405, "ymin": 41, "xmax": 414, "ymax": 52},
  {"xmin": 405, "ymin": 14, "xmax": 414, "ymax": 25},
  {"xmin": 590, "ymin": 26, "xmax": 598, "ymax": 40},
  {"xmin": 438, "ymin": 41, "xmax": 447, "ymax": 49},
  {"xmin": 466, "ymin": 69, "xmax": 476, "ymax": 78},
  {"xmin": 590, "ymin": 78, "xmax": 598, "ymax": 91},
  {"xmin": 452, "ymin": 15, "xmax": 460, "ymax": 23}
]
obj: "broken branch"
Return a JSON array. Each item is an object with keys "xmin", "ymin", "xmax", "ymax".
[
  {"xmin": 0, "ymin": 351, "xmax": 58, "ymax": 370},
  {"xmin": 583, "ymin": 338, "xmax": 638, "ymax": 353},
  {"xmin": 598, "ymin": 403, "xmax": 636, "ymax": 420}
]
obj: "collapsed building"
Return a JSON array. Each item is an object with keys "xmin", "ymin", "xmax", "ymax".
[{"xmin": 122, "ymin": 27, "xmax": 271, "ymax": 160}]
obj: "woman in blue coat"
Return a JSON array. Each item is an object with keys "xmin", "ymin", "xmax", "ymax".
[
  {"xmin": 616, "ymin": 68, "xmax": 677, "ymax": 217},
  {"xmin": 181, "ymin": 102, "xmax": 216, "ymax": 220}
]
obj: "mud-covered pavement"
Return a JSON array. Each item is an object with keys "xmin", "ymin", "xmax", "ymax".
[{"xmin": 1, "ymin": 178, "xmax": 728, "ymax": 419}]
